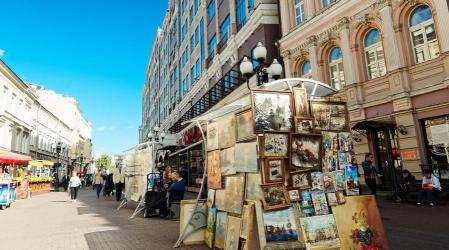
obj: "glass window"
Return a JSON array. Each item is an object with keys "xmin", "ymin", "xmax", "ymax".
[
  {"xmin": 220, "ymin": 15, "xmax": 230, "ymax": 43},
  {"xmin": 194, "ymin": 0, "xmax": 199, "ymax": 12},
  {"xmin": 195, "ymin": 26, "xmax": 200, "ymax": 45},
  {"xmin": 295, "ymin": 0, "xmax": 305, "ymax": 25},
  {"xmin": 364, "ymin": 29, "xmax": 386, "ymax": 79},
  {"xmin": 195, "ymin": 59, "xmax": 201, "ymax": 77},
  {"xmin": 200, "ymin": 18, "xmax": 205, "ymax": 66},
  {"xmin": 236, "ymin": 0, "xmax": 247, "ymax": 29},
  {"xmin": 208, "ymin": 0, "xmax": 216, "ymax": 21},
  {"xmin": 209, "ymin": 35, "xmax": 217, "ymax": 58},
  {"xmin": 422, "ymin": 115, "xmax": 449, "ymax": 179},
  {"xmin": 329, "ymin": 47, "xmax": 345, "ymax": 90},
  {"xmin": 190, "ymin": 6, "xmax": 194, "ymax": 23},
  {"xmin": 322, "ymin": 0, "xmax": 335, "ymax": 8},
  {"xmin": 302, "ymin": 61, "xmax": 311, "ymax": 78},
  {"xmin": 410, "ymin": 5, "xmax": 439, "ymax": 63}
]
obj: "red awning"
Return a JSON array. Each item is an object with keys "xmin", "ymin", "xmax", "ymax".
[{"xmin": 0, "ymin": 151, "xmax": 32, "ymax": 165}]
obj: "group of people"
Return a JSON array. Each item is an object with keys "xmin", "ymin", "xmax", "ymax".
[{"xmin": 93, "ymin": 165, "xmax": 125, "ymax": 202}]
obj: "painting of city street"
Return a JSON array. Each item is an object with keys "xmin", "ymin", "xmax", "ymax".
[
  {"xmin": 300, "ymin": 214, "xmax": 341, "ymax": 249},
  {"xmin": 251, "ymin": 90, "xmax": 293, "ymax": 133},
  {"xmin": 263, "ymin": 206, "xmax": 299, "ymax": 242},
  {"xmin": 310, "ymin": 101, "xmax": 348, "ymax": 132}
]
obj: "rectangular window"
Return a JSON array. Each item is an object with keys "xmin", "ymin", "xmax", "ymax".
[
  {"xmin": 209, "ymin": 35, "xmax": 217, "ymax": 58},
  {"xmin": 322, "ymin": 0, "xmax": 335, "ymax": 8},
  {"xmin": 200, "ymin": 18, "xmax": 205, "ymax": 66},
  {"xmin": 208, "ymin": 0, "xmax": 216, "ymax": 21},
  {"xmin": 422, "ymin": 115, "xmax": 449, "ymax": 180},
  {"xmin": 194, "ymin": 0, "xmax": 199, "ymax": 12},
  {"xmin": 220, "ymin": 15, "xmax": 230, "ymax": 43},
  {"xmin": 195, "ymin": 59, "xmax": 201, "ymax": 78},
  {"xmin": 236, "ymin": 0, "xmax": 247, "ymax": 29},
  {"xmin": 295, "ymin": 0, "xmax": 305, "ymax": 25},
  {"xmin": 181, "ymin": 23, "xmax": 188, "ymax": 41},
  {"xmin": 191, "ymin": 35, "xmax": 195, "ymax": 51},
  {"xmin": 190, "ymin": 6, "xmax": 194, "ymax": 23},
  {"xmin": 181, "ymin": 0, "xmax": 187, "ymax": 14},
  {"xmin": 248, "ymin": 0, "xmax": 254, "ymax": 9},
  {"xmin": 191, "ymin": 66, "xmax": 195, "ymax": 84},
  {"xmin": 195, "ymin": 26, "xmax": 200, "ymax": 45}
]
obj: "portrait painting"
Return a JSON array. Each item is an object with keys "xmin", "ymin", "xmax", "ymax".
[
  {"xmin": 205, "ymin": 208, "xmax": 217, "ymax": 248},
  {"xmin": 264, "ymin": 157, "xmax": 285, "ymax": 183},
  {"xmin": 262, "ymin": 132, "xmax": 289, "ymax": 158},
  {"xmin": 345, "ymin": 164, "xmax": 360, "ymax": 196},
  {"xmin": 322, "ymin": 131, "xmax": 338, "ymax": 172},
  {"xmin": 300, "ymin": 214, "xmax": 341, "ymax": 249},
  {"xmin": 287, "ymin": 189, "xmax": 301, "ymax": 202},
  {"xmin": 225, "ymin": 216, "xmax": 241, "ymax": 250},
  {"xmin": 323, "ymin": 172, "xmax": 336, "ymax": 193},
  {"xmin": 220, "ymin": 146, "xmax": 236, "ymax": 176},
  {"xmin": 310, "ymin": 101, "xmax": 348, "ymax": 132},
  {"xmin": 294, "ymin": 117, "xmax": 314, "ymax": 134},
  {"xmin": 290, "ymin": 133, "xmax": 322, "ymax": 169},
  {"xmin": 260, "ymin": 182, "xmax": 290, "ymax": 211},
  {"xmin": 311, "ymin": 191, "xmax": 329, "ymax": 215},
  {"xmin": 311, "ymin": 171, "xmax": 324, "ymax": 191},
  {"xmin": 218, "ymin": 114, "xmax": 236, "ymax": 149},
  {"xmin": 299, "ymin": 190, "xmax": 315, "ymax": 217},
  {"xmin": 290, "ymin": 170, "xmax": 311, "ymax": 190},
  {"xmin": 338, "ymin": 132, "xmax": 352, "ymax": 169},
  {"xmin": 236, "ymin": 108, "xmax": 256, "ymax": 142},
  {"xmin": 207, "ymin": 150, "xmax": 222, "ymax": 189},
  {"xmin": 292, "ymin": 87, "xmax": 309, "ymax": 117},
  {"xmin": 214, "ymin": 211, "xmax": 228, "ymax": 249},
  {"xmin": 224, "ymin": 174, "xmax": 245, "ymax": 215},
  {"xmin": 332, "ymin": 196, "xmax": 390, "ymax": 250},
  {"xmin": 246, "ymin": 172, "xmax": 264, "ymax": 201},
  {"xmin": 234, "ymin": 142, "xmax": 258, "ymax": 173},
  {"xmin": 251, "ymin": 90, "xmax": 293, "ymax": 133},
  {"xmin": 327, "ymin": 192, "xmax": 338, "ymax": 206},
  {"xmin": 207, "ymin": 121, "xmax": 219, "ymax": 151}
]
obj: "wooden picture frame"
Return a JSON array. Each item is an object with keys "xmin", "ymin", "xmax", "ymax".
[
  {"xmin": 292, "ymin": 87, "xmax": 309, "ymax": 117},
  {"xmin": 287, "ymin": 188, "xmax": 302, "ymax": 202},
  {"xmin": 235, "ymin": 108, "xmax": 256, "ymax": 142},
  {"xmin": 263, "ymin": 157, "xmax": 286, "ymax": 183},
  {"xmin": 179, "ymin": 199, "xmax": 207, "ymax": 245},
  {"xmin": 290, "ymin": 133, "xmax": 322, "ymax": 169},
  {"xmin": 310, "ymin": 100, "xmax": 349, "ymax": 132},
  {"xmin": 261, "ymin": 131, "xmax": 290, "ymax": 158},
  {"xmin": 260, "ymin": 182, "xmax": 290, "ymax": 211},
  {"xmin": 293, "ymin": 116, "xmax": 315, "ymax": 134},
  {"xmin": 225, "ymin": 215, "xmax": 241, "ymax": 250},
  {"xmin": 289, "ymin": 169, "xmax": 312, "ymax": 190},
  {"xmin": 251, "ymin": 89, "xmax": 294, "ymax": 133}
]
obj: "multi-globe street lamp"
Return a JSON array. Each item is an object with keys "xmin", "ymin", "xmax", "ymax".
[{"xmin": 51, "ymin": 142, "xmax": 63, "ymax": 192}]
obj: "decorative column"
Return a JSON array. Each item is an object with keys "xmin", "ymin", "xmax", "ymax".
[
  {"xmin": 229, "ymin": 0, "xmax": 237, "ymax": 34},
  {"xmin": 279, "ymin": 0, "xmax": 291, "ymax": 36},
  {"xmin": 339, "ymin": 18, "xmax": 357, "ymax": 85},
  {"xmin": 305, "ymin": 0, "xmax": 316, "ymax": 20},
  {"xmin": 282, "ymin": 50, "xmax": 293, "ymax": 78},
  {"xmin": 307, "ymin": 36, "xmax": 321, "ymax": 81},
  {"xmin": 433, "ymin": 0, "xmax": 449, "ymax": 53},
  {"xmin": 379, "ymin": 3, "xmax": 403, "ymax": 70}
]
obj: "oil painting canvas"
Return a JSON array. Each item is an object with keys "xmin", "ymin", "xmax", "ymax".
[
  {"xmin": 234, "ymin": 142, "xmax": 258, "ymax": 173},
  {"xmin": 218, "ymin": 115, "xmax": 236, "ymax": 149},
  {"xmin": 220, "ymin": 146, "xmax": 236, "ymax": 176},
  {"xmin": 327, "ymin": 192, "xmax": 338, "ymax": 206},
  {"xmin": 260, "ymin": 183, "xmax": 290, "ymax": 211},
  {"xmin": 334, "ymin": 170, "xmax": 345, "ymax": 191},
  {"xmin": 294, "ymin": 117, "xmax": 314, "ymax": 134},
  {"xmin": 322, "ymin": 131, "xmax": 338, "ymax": 172},
  {"xmin": 332, "ymin": 196, "xmax": 390, "ymax": 250},
  {"xmin": 240, "ymin": 202, "xmax": 255, "ymax": 240},
  {"xmin": 246, "ymin": 172, "xmax": 264, "ymax": 201},
  {"xmin": 299, "ymin": 190, "xmax": 315, "ymax": 217},
  {"xmin": 207, "ymin": 189, "xmax": 215, "ymax": 208},
  {"xmin": 252, "ymin": 90, "xmax": 293, "ymax": 133},
  {"xmin": 264, "ymin": 157, "xmax": 285, "ymax": 183},
  {"xmin": 290, "ymin": 170, "xmax": 311, "ymax": 189},
  {"xmin": 292, "ymin": 87, "xmax": 309, "ymax": 117},
  {"xmin": 236, "ymin": 109, "xmax": 256, "ymax": 142},
  {"xmin": 179, "ymin": 200, "xmax": 207, "ymax": 245},
  {"xmin": 345, "ymin": 165, "xmax": 360, "ymax": 196},
  {"xmin": 323, "ymin": 172, "xmax": 336, "ymax": 193},
  {"xmin": 311, "ymin": 191, "xmax": 329, "ymax": 215},
  {"xmin": 338, "ymin": 132, "xmax": 352, "ymax": 169},
  {"xmin": 215, "ymin": 189, "xmax": 226, "ymax": 211},
  {"xmin": 205, "ymin": 208, "xmax": 217, "ymax": 248},
  {"xmin": 214, "ymin": 211, "xmax": 228, "ymax": 249},
  {"xmin": 207, "ymin": 121, "xmax": 219, "ymax": 151},
  {"xmin": 225, "ymin": 216, "xmax": 241, "ymax": 250},
  {"xmin": 311, "ymin": 171, "xmax": 324, "ymax": 191},
  {"xmin": 291, "ymin": 134, "xmax": 321, "ymax": 169},
  {"xmin": 300, "ymin": 214, "xmax": 341, "ymax": 249},
  {"xmin": 263, "ymin": 206, "xmax": 299, "ymax": 242},
  {"xmin": 224, "ymin": 174, "xmax": 245, "ymax": 215},
  {"xmin": 263, "ymin": 132, "xmax": 289, "ymax": 157},
  {"xmin": 311, "ymin": 101, "xmax": 348, "ymax": 132},
  {"xmin": 207, "ymin": 150, "xmax": 222, "ymax": 189}
]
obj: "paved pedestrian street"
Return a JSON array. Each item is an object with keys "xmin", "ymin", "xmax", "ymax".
[{"xmin": 1, "ymin": 190, "xmax": 449, "ymax": 250}]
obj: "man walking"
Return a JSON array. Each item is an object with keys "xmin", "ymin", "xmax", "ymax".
[{"xmin": 113, "ymin": 164, "xmax": 125, "ymax": 201}]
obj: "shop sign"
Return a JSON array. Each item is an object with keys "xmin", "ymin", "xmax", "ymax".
[{"xmin": 400, "ymin": 149, "xmax": 418, "ymax": 161}]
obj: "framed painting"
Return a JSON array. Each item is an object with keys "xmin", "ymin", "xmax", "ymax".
[
  {"xmin": 218, "ymin": 114, "xmax": 236, "ymax": 149},
  {"xmin": 322, "ymin": 172, "xmax": 336, "ymax": 193},
  {"xmin": 345, "ymin": 164, "xmax": 360, "ymax": 196},
  {"xmin": 204, "ymin": 208, "xmax": 217, "ymax": 248},
  {"xmin": 294, "ymin": 116, "xmax": 314, "ymax": 134},
  {"xmin": 207, "ymin": 121, "xmax": 219, "ymax": 151},
  {"xmin": 299, "ymin": 190, "xmax": 315, "ymax": 217},
  {"xmin": 225, "ymin": 215, "xmax": 241, "ymax": 250},
  {"xmin": 214, "ymin": 211, "xmax": 228, "ymax": 249},
  {"xmin": 207, "ymin": 150, "xmax": 222, "ymax": 189},
  {"xmin": 215, "ymin": 189, "xmax": 226, "ymax": 211},
  {"xmin": 287, "ymin": 188, "xmax": 302, "ymax": 202},
  {"xmin": 289, "ymin": 169, "xmax": 311, "ymax": 190},
  {"xmin": 300, "ymin": 214, "xmax": 341, "ymax": 249},
  {"xmin": 338, "ymin": 132, "xmax": 352, "ymax": 169},
  {"xmin": 206, "ymin": 189, "xmax": 215, "ymax": 208},
  {"xmin": 234, "ymin": 142, "xmax": 258, "ymax": 173},
  {"xmin": 336, "ymin": 191, "xmax": 346, "ymax": 204},
  {"xmin": 220, "ymin": 146, "xmax": 236, "ymax": 176},
  {"xmin": 334, "ymin": 170, "xmax": 345, "ymax": 191},
  {"xmin": 240, "ymin": 202, "xmax": 255, "ymax": 240},
  {"xmin": 322, "ymin": 131, "xmax": 338, "ymax": 172},
  {"xmin": 292, "ymin": 87, "xmax": 309, "ymax": 117},
  {"xmin": 264, "ymin": 157, "xmax": 286, "ymax": 183},
  {"xmin": 251, "ymin": 89, "xmax": 293, "ymax": 133},
  {"xmin": 224, "ymin": 174, "xmax": 245, "ymax": 215},
  {"xmin": 311, "ymin": 171, "xmax": 324, "ymax": 191},
  {"xmin": 262, "ymin": 131, "xmax": 290, "ymax": 158},
  {"xmin": 332, "ymin": 196, "xmax": 390, "ymax": 250},
  {"xmin": 326, "ymin": 192, "xmax": 338, "ymax": 206},
  {"xmin": 310, "ymin": 100, "xmax": 348, "ymax": 132},
  {"xmin": 245, "ymin": 172, "xmax": 264, "ymax": 201},
  {"xmin": 311, "ymin": 191, "xmax": 329, "ymax": 215},
  {"xmin": 260, "ymin": 182, "xmax": 290, "ymax": 211},
  {"xmin": 179, "ymin": 200, "xmax": 207, "ymax": 245},
  {"xmin": 236, "ymin": 108, "xmax": 256, "ymax": 142},
  {"xmin": 290, "ymin": 133, "xmax": 322, "ymax": 169}
]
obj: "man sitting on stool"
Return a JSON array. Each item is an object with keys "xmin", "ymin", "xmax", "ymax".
[
  {"xmin": 158, "ymin": 172, "xmax": 186, "ymax": 218},
  {"xmin": 417, "ymin": 169, "xmax": 442, "ymax": 207}
]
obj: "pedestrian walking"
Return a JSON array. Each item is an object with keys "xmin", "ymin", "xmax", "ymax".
[
  {"xmin": 69, "ymin": 171, "xmax": 82, "ymax": 202},
  {"xmin": 62, "ymin": 173, "xmax": 70, "ymax": 192},
  {"xmin": 113, "ymin": 164, "xmax": 125, "ymax": 202},
  {"xmin": 94, "ymin": 169, "xmax": 104, "ymax": 198},
  {"xmin": 362, "ymin": 153, "xmax": 380, "ymax": 196}
]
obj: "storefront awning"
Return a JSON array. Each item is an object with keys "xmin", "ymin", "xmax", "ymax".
[
  {"xmin": 352, "ymin": 120, "xmax": 397, "ymax": 130},
  {"xmin": 169, "ymin": 141, "xmax": 203, "ymax": 157},
  {"xmin": 0, "ymin": 151, "xmax": 32, "ymax": 165},
  {"xmin": 29, "ymin": 160, "xmax": 54, "ymax": 168}
]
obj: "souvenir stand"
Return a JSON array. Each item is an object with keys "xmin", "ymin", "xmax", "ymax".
[
  {"xmin": 0, "ymin": 151, "xmax": 32, "ymax": 208},
  {"xmin": 175, "ymin": 78, "xmax": 390, "ymax": 250}
]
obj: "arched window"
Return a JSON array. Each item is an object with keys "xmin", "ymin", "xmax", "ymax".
[
  {"xmin": 409, "ymin": 5, "xmax": 439, "ymax": 63},
  {"xmin": 329, "ymin": 47, "xmax": 345, "ymax": 90},
  {"xmin": 365, "ymin": 29, "xmax": 386, "ymax": 79},
  {"xmin": 302, "ymin": 61, "xmax": 312, "ymax": 78}
]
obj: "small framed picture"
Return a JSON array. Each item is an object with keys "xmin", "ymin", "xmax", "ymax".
[
  {"xmin": 264, "ymin": 157, "xmax": 286, "ymax": 183},
  {"xmin": 287, "ymin": 188, "xmax": 302, "ymax": 202},
  {"xmin": 294, "ymin": 117, "xmax": 315, "ymax": 134},
  {"xmin": 260, "ymin": 182, "xmax": 290, "ymax": 211},
  {"xmin": 262, "ymin": 131, "xmax": 290, "ymax": 158},
  {"xmin": 289, "ymin": 170, "xmax": 312, "ymax": 190}
]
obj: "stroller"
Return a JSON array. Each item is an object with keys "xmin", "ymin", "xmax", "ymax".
[{"xmin": 103, "ymin": 173, "xmax": 114, "ymax": 196}]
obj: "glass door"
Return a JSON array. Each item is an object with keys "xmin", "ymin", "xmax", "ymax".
[{"xmin": 373, "ymin": 128, "xmax": 401, "ymax": 190}]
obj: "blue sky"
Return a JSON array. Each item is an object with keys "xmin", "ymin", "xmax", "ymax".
[{"xmin": 0, "ymin": 0, "xmax": 168, "ymax": 155}]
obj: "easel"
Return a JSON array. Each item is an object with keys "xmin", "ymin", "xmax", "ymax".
[
  {"xmin": 129, "ymin": 172, "xmax": 161, "ymax": 219},
  {"xmin": 116, "ymin": 173, "xmax": 135, "ymax": 211}
]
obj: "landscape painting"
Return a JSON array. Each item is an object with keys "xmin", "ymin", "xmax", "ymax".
[
  {"xmin": 263, "ymin": 132, "xmax": 289, "ymax": 158},
  {"xmin": 224, "ymin": 174, "xmax": 245, "ymax": 215},
  {"xmin": 291, "ymin": 134, "xmax": 321, "ymax": 169},
  {"xmin": 246, "ymin": 172, "xmax": 264, "ymax": 201},
  {"xmin": 322, "ymin": 131, "xmax": 338, "ymax": 172},
  {"xmin": 220, "ymin": 146, "xmax": 236, "ymax": 176},
  {"xmin": 225, "ymin": 216, "xmax": 241, "ymax": 250},
  {"xmin": 204, "ymin": 208, "xmax": 216, "ymax": 248},
  {"xmin": 263, "ymin": 206, "xmax": 299, "ymax": 242},
  {"xmin": 260, "ymin": 183, "xmax": 290, "ymax": 211},
  {"xmin": 300, "ymin": 214, "xmax": 341, "ymax": 249},
  {"xmin": 310, "ymin": 101, "xmax": 348, "ymax": 132},
  {"xmin": 207, "ymin": 150, "xmax": 222, "ymax": 189},
  {"xmin": 251, "ymin": 90, "xmax": 293, "ymax": 133},
  {"xmin": 236, "ymin": 108, "xmax": 256, "ymax": 142},
  {"xmin": 218, "ymin": 114, "xmax": 236, "ymax": 149},
  {"xmin": 338, "ymin": 132, "xmax": 352, "ymax": 169},
  {"xmin": 292, "ymin": 87, "xmax": 309, "ymax": 117},
  {"xmin": 234, "ymin": 142, "xmax": 258, "ymax": 173},
  {"xmin": 345, "ymin": 164, "xmax": 360, "ymax": 196},
  {"xmin": 311, "ymin": 171, "xmax": 324, "ymax": 191},
  {"xmin": 311, "ymin": 191, "xmax": 329, "ymax": 215},
  {"xmin": 214, "ymin": 211, "xmax": 228, "ymax": 249}
]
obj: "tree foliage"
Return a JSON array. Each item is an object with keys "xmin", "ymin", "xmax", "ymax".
[{"xmin": 95, "ymin": 155, "xmax": 114, "ymax": 172}]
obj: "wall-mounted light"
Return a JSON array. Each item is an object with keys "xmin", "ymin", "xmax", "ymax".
[
  {"xmin": 397, "ymin": 125, "xmax": 408, "ymax": 135},
  {"xmin": 353, "ymin": 136, "xmax": 362, "ymax": 143}
]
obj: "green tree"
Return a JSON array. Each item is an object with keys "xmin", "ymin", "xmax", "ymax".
[{"xmin": 95, "ymin": 155, "xmax": 114, "ymax": 172}]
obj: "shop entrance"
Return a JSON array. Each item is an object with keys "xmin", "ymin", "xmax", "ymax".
[
  {"xmin": 372, "ymin": 128, "xmax": 401, "ymax": 191},
  {"xmin": 421, "ymin": 115, "xmax": 449, "ymax": 180}
]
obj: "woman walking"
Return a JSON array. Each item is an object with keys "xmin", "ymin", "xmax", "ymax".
[
  {"xmin": 94, "ymin": 169, "xmax": 104, "ymax": 198},
  {"xmin": 69, "ymin": 171, "xmax": 82, "ymax": 202}
]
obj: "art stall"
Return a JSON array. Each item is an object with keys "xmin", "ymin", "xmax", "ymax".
[
  {"xmin": 175, "ymin": 78, "xmax": 390, "ymax": 250},
  {"xmin": 0, "ymin": 151, "xmax": 32, "ymax": 208}
]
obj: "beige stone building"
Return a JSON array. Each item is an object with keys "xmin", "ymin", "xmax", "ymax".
[{"xmin": 279, "ymin": 0, "xmax": 449, "ymax": 190}]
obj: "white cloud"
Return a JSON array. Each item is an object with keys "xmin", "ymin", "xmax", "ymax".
[
  {"xmin": 96, "ymin": 126, "xmax": 116, "ymax": 132},
  {"xmin": 0, "ymin": 49, "xmax": 4, "ymax": 58}
]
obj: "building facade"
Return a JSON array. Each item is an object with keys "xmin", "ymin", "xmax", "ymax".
[{"xmin": 279, "ymin": 0, "xmax": 449, "ymax": 188}]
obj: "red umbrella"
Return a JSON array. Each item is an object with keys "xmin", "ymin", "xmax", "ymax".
[{"xmin": 0, "ymin": 151, "xmax": 32, "ymax": 165}]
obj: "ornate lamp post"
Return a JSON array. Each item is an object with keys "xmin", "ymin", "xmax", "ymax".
[{"xmin": 51, "ymin": 142, "xmax": 62, "ymax": 192}]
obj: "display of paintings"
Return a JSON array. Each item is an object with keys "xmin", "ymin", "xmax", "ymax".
[
  {"xmin": 292, "ymin": 87, "xmax": 309, "ymax": 117},
  {"xmin": 336, "ymin": 191, "xmax": 346, "ymax": 204},
  {"xmin": 207, "ymin": 121, "xmax": 219, "ymax": 151},
  {"xmin": 207, "ymin": 189, "xmax": 215, "ymax": 208},
  {"xmin": 323, "ymin": 172, "xmax": 336, "ymax": 193},
  {"xmin": 236, "ymin": 109, "xmax": 256, "ymax": 142},
  {"xmin": 218, "ymin": 114, "xmax": 236, "ymax": 149},
  {"xmin": 334, "ymin": 170, "xmax": 345, "ymax": 191},
  {"xmin": 299, "ymin": 190, "xmax": 315, "ymax": 217},
  {"xmin": 290, "ymin": 133, "xmax": 322, "ymax": 169},
  {"xmin": 234, "ymin": 142, "xmax": 258, "ymax": 173},
  {"xmin": 215, "ymin": 189, "xmax": 226, "ymax": 211},
  {"xmin": 240, "ymin": 203, "xmax": 255, "ymax": 240},
  {"xmin": 345, "ymin": 165, "xmax": 360, "ymax": 196},
  {"xmin": 338, "ymin": 132, "xmax": 352, "ymax": 169},
  {"xmin": 332, "ymin": 196, "xmax": 390, "ymax": 250},
  {"xmin": 207, "ymin": 150, "xmax": 222, "ymax": 189},
  {"xmin": 246, "ymin": 172, "xmax": 264, "ymax": 201},
  {"xmin": 289, "ymin": 170, "xmax": 311, "ymax": 190},
  {"xmin": 263, "ymin": 206, "xmax": 299, "ymax": 242},
  {"xmin": 205, "ymin": 208, "xmax": 217, "ymax": 248},
  {"xmin": 311, "ymin": 171, "xmax": 324, "ymax": 191},
  {"xmin": 327, "ymin": 192, "xmax": 338, "ymax": 206},
  {"xmin": 179, "ymin": 200, "xmax": 207, "ymax": 245},
  {"xmin": 262, "ymin": 131, "xmax": 289, "ymax": 158},
  {"xmin": 311, "ymin": 191, "xmax": 330, "ymax": 215},
  {"xmin": 294, "ymin": 117, "xmax": 314, "ymax": 134},
  {"xmin": 214, "ymin": 211, "xmax": 228, "ymax": 249},
  {"xmin": 251, "ymin": 90, "xmax": 293, "ymax": 133},
  {"xmin": 224, "ymin": 174, "xmax": 245, "ymax": 215},
  {"xmin": 287, "ymin": 188, "xmax": 301, "ymax": 202},
  {"xmin": 310, "ymin": 101, "xmax": 348, "ymax": 132},
  {"xmin": 322, "ymin": 131, "xmax": 338, "ymax": 172},
  {"xmin": 260, "ymin": 182, "xmax": 290, "ymax": 211},
  {"xmin": 225, "ymin": 216, "xmax": 241, "ymax": 250},
  {"xmin": 300, "ymin": 214, "xmax": 341, "ymax": 249},
  {"xmin": 220, "ymin": 146, "xmax": 236, "ymax": 176},
  {"xmin": 264, "ymin": 157, "xmax": 285, "ymax": 183}
]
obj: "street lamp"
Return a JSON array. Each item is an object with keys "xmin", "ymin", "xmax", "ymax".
[
  {"xmin": 51, "ymin": 142, "xmax": 62, "ymax": 192},
  {"xmin": 147, "ymin": 126, "xmax": 165, "ymax": 144},
  {"xmin": 239, "ymin": 42, "xmax": 283, "ymax": 89},
  {"xmin": 79, "ymin": 153, "xmax": 84, "ymax": 174}
]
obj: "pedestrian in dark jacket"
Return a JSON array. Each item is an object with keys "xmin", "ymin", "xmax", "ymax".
[
  {"xmin": 362, "ymin": 153, "xmax": 379, "ymax": 196},
  {"xmin": 62, "ymin": 174, "xmax": 70, "ymax": 192},
  {"xmin": 158, "ymin": 172, "xmax": 186, "ymax": 217}
]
